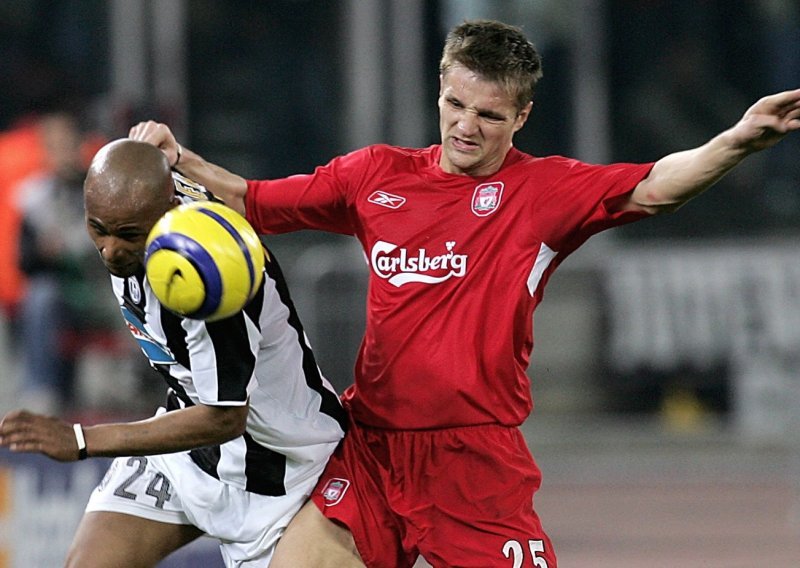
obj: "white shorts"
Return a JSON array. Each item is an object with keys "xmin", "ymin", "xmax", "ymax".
[{"xmin": 86, "ymin": 451, "xmax": 320, "ymax": 567}]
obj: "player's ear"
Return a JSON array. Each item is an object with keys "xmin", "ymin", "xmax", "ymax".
[
  {"xmin": 169, "ymin": 195, "xmax": 182, "ymax": 209},
  {"xmin": 513, "ymin": 101, "xmax": 533, "ymax": 132}
]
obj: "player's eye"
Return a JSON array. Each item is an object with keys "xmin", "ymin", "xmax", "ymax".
[
  {"xmin": 118, "ymin": 231, "xmax": 146, "ymax": 242},
  {"xmin": 87, "ymin": 221, "xmax": 108, "ymax": 236},
  {"xmin": 480, "ymin": 113, "xmax": 507, "ymax": 125}
]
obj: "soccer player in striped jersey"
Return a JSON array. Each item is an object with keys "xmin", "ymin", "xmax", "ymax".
[
  {"xmin": 0, "ymin": 139, "xmax": 346, "ymax": 567},
  {"xmin": 129, "ymin": 19, "xmax": 800, "ymax": 568}
]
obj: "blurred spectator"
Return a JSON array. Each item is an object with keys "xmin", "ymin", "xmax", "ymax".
[
  {"xmin": 14, "ymin": 112, "xmax": 118, "ymax": 414},
  {"xmin": 0, "ymin": 117, "xmax": 48, "ymax": 317}
]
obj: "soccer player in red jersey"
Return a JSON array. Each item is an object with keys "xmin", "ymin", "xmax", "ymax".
[{"xmin": 130, "ymin": 19, "xmax": 800, "ymax": 568}]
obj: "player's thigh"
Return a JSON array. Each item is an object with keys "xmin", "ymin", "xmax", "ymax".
[
  {"xmin": 270, "ymin": 500, "xmax": 365, "ymax": 568},
  {"xmin": 65, "ymin": 510, "xmax": 204, "ymax": 568},
  {"xmin": 419, "ymin": 426, "xmax": 557, "ymax": 567}
]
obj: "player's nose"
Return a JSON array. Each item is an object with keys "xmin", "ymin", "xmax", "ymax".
[
  {"xmin": 456, "ymin": 111, "xmax": 480, "ymax": 136},
  {"xmin": 98, "ymin": 237, "xmax": 133, "ymax": 264}
]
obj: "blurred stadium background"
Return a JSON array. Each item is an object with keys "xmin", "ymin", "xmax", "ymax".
[{"xmin": 1, "ymin": 1, "xmax": 799, "ymax": 566}]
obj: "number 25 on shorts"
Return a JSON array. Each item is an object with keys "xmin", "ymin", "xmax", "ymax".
[{"xmin": 502, "ymin": 539, "xmax": 549, "ymax": 568}]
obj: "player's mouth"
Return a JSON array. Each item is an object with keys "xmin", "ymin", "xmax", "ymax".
[{"xmin": 449, "ymin": 136, "xmax": 479, "ymax": 152}]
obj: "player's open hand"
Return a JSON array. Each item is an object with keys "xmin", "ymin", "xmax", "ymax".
[
  {"xmin": 731, "ymin": 88, "xmax": 800, "ymax": 153},
  {"xmin": 0, "ymin": 409, "xmax": 82, "ymax": 462},
  {"xmin": 129, "ymin": 120, "xmax": 181, "ymax": 167}
]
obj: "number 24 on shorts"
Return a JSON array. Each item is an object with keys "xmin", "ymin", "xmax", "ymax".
[
  {"xmin": 112, "ymin": 456, "xmax": 174, "ymax": 509},
  {"xmin": 502, "ymin": 539, "xmax": 549, "ymax": 567}
]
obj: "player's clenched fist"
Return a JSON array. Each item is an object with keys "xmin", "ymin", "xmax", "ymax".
[
  {"xmin": 129, "ymin": 120, "xmax": 181, "ymax": 166},
  {"xmin": 0, "ymin": 409, "xmax": 83, "ymax": 462}
]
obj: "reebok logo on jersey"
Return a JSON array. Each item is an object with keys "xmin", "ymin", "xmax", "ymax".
[
  {"xmin": 368, "ymin": 190, "xmax": 406, "ymax": 209},
  {"xmin": 370, "ymin": 240, "xmax": 468, "ymax": 287}
]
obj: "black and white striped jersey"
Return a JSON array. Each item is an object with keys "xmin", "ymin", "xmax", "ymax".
[{"xmin": 109, "ymin": 172, "xmax": 346, "ymax": 496}]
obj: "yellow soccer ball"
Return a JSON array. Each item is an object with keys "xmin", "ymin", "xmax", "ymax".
[{"xmin": 145, "ymin": 201, "xmax": 265, "ymax": 321}]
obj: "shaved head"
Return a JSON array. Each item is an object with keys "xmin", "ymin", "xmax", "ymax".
[
  {"xmin": 84, "ymin": 139, "xmax": 178, "ymax": 277},
  {"xmin": 85, "ymin": 138, "xmax": 174, "ymax": 211}
]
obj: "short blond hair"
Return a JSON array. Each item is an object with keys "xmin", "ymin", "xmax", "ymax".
[{"xmin": 439, "ymin": 20, "xmax": 543, "ymax": 111}]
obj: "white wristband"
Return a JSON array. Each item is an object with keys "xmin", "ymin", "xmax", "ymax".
[{"xmin": 73, "ymin": 423, "xmax": 88, "ymax": 460}]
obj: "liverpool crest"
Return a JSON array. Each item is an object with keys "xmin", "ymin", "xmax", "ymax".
[
  {"xmin": 321, "ymin": 477, "xmax": 350, "ymax": 506},
  {"xmin": 471, "ymin": 182, "xmax": 504, "ymax": 217}
]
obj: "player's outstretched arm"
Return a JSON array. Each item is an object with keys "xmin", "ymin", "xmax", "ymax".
[
  {"xmin": 629, "ymin": 88, "xmax": 800, "ymax": 214},
  {"xmin": 129, "ymin": 121, "xmax": 249, "ymax": 215},
  {"xmin": 0, "ymin": 404, "xmax": 248, "ymax": 461}
]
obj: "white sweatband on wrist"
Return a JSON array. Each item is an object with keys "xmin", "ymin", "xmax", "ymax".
[{"xmin": 73, "ymin": 423, "xmax": 88, "ymax": 460}]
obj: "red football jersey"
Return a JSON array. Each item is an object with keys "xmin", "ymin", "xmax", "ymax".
[{"xmin": 246, "ymin": 145, "xmax": 653, "ymax": 429}]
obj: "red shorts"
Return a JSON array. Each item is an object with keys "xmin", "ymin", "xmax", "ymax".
[{"xmin": 310, "ymin": 419, "xmax": 557, "ymax": 568}]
